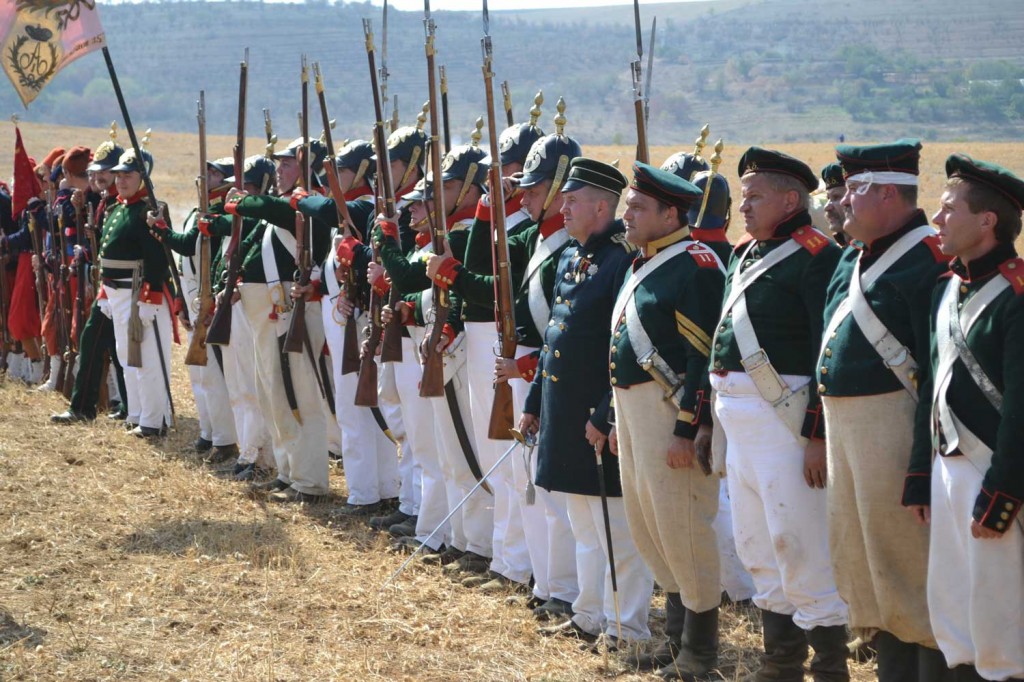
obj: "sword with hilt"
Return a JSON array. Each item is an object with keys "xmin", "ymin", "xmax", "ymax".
[
  {"xmin": 631, "ymin": 0, "xmax": 648, "ymax": 164},
  {"xmin": 184, "ymin": 91, "xmax": 212, "ymax": 367},
  {"xmin": 482, "ymin": 0, "xmax": 516, "ymax": 440},
  {"xmin": 419, "ymin": 0, "xmax": 451, "ymax": 398},
  {"xmin": 205, "ymin": 51, "xmax": 249, "ymax": 347},
  {"xmin": 693, "ymin": 139, "xmax": 724, "ymax": 229}
]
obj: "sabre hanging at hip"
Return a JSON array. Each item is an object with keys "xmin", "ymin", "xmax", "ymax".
[{"xmin": 383, "ymin": 428, "xmax": 532, "ymax": 588}]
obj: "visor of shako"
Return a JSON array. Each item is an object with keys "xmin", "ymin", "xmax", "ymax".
[
  {"xmin": 336, "ymin": 139, "xmax": 376, "ymax": 189},
  {"xmin": 687, "ymin": 172, "xmax": 731, "ymax": 229},
  {"xmin": 228, "ymin": 155, "xmax": 275, "ymax": 193},
  {"xmin": 404, "ymin": 176, "xmax": 430, "ymax": 202},
  {"xmin": 520, "ymin": 134, "xmax": 582, "ymax": 188},
  {"xmin": 387, "ymin": 126, "xmax": 428, "ymax": 168},
  {"xmin": 88, "ymin": 141, "xmax": 125, "ymax": 172},
  {"xmin": 441, "ymin": 145, "xmax": 488, "ymax": 187},
  {"xmin": 113, "ymin": 149, "xmax": 153, "ymax": 175},
  {"xmin": 660, "ymin": 152, "xmax": 709, "ymax": 182},
  {"xmin": 207, "ymin": 156, "xmax": 235, "ymax": 178},
  {"xmin": 498, "ymin": 123, "xmax": 545, "ymax": 167},
  {"xmin": 278, "ymin": 137, "xmax": 328, "ymax": 174}
]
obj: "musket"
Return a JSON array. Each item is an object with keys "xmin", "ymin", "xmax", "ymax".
[
  {"xmin": 482, "ymin": 2, "xmax": 516, "ymax": 440},
  {"xmin": 644, "ymin": 17, "xmax": 656, "ymax": 127},
  {"xmin": 101, "ymin": 47, "xmax": 190, "ymax": 327},
  {"xmin": 630, "ymin": 0, "xmax": 649, "ymax": 164},
  {"xmin": 380, "ymin": 0, "xmax": 391, "ymax": 126},
  {"xmin": 63, "ymin": 202, "xmax": 88, "ymax": 398},
  {"xmin": 283, "ymin": 55, "xmax": 313, "ymax": 355},
  {"xmin": 391, "ymin": 95, "xmax": 400, "ymax": 133},
  {"xmin": 205, "ymin": 51, "xmax": 249, "ymax": 346},
  {"xmin": 419, "ymin": 1, "xmax": 450, "ymax": 398},
  {"xmin": 501, "ymin": 80, "xmax": 514, "ymax": 126},
  {"xmin": 354, "ymin": 18, "xmax": 394, "ymax": 407},
  {"xmin": 263, "ymin": 108, "xmax": 278, "ymax": 193},
  {"xmin": 0, "ymin": 240, "xmax": 10, "ymax": 372},
  {"xmin": 310, "ymin": 61, "xmax": 361, "ymax": 375},
  {"xmin": 693, "ymin": 139, "xmax": 724, "ymax": 228},
  {"xmin": 439, "ymin": 64, "xmax": 452, "ymax": 154},
  {"xmin": 54, "ymin": 210, "xmax": 71, "ymax": 393},
  {"xmin": 185, "ymin": 91, "xmax": 212, "ymax": 366}
]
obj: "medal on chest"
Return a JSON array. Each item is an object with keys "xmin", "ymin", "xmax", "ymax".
[{"xmin": 566, "ymin": 249, "xmax": 598, "ymax": 284}]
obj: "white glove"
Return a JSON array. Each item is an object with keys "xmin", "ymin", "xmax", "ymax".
[{"xmin": 137, "ymin": 301, "xmax": 161, "ymax": 326}]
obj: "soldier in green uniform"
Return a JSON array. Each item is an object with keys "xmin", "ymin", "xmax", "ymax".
[
  {"xmin": 608, "ymin": 161, "xmax": 726, "ymax": 679},
  {"xmin": 708, "ymin": 148, "xmax": 848, "ymax": 681},
  {"xmin": 521, "ymin": 158, "xmax": 654, "ymax": 645},
  {"xmin": 820, "ymin": 163, "xmax": 847, "ymax": 246},
  {"xmin": 425, "ymin": 108, "xmax": 581, "ymax": 616},
  {"xmin": 817, "ymin": 140, "xmax": 951, "ymax": 681},
  {"xmin": 372, "ymin": 138, "xmax": 493, "ymax": 575},
  {"xmin": 99, "ymin": 148, "xmax": 174, "ymax": 437},
  {"xmin": 51, "ymin": 132, "xmax": 126, "ymax": 423},
  {"xmin": 223, "ymin": 136, "xmax": 332, "ymax": 503},
  {"xmin": 913, "ymin": 155, "xmax": 1024, "ymax": 682}
]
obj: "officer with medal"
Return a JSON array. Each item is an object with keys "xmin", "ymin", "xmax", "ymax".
[
  {"xmin": 608, "ymin": 161, "xmax": 725, "ymax": 679},
  {"xmin": 521, "ymin": 158, "xmax": 654, "ymax": 646},
  {"xmin": 817, "ymin": 140, "xmax": 951, "ymax": 681},
  {"xmin": 51, "ymin": 131, "xmax": 127, "ymax": 423},
  {"xmin": 100, "ymin": 147, "xmax": 174, "ymax": 438},
  {"xmin": 707, "ymin": 148, "xmax": 849, "ymax": 681},
  {"xmin": 820, "ymin": 163, "xmax": 848, "ymax": 246},
  {"xmin": 223, "ymin": 136, "xmax": 332, "ymax": 503},
  {"xmin": 426, "ymin": 106, "xmax": 581, "ymax": 617},
  {"xmin": 914, "ymin": 155, "xmax": 1024, "ymax": 682}
]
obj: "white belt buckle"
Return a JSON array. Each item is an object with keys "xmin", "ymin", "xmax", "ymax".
[
  {"xmin": 740, "ymin": 348, "xmax": 770, "ymax": 373},
  {"xmin": 884, "ymin": 347, "xmax": 908, "ymax": 368}
]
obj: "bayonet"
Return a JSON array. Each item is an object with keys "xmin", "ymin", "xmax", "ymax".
[{"xmin": 644, "ymin": 17, "xmax": 655, "ymax": 126}]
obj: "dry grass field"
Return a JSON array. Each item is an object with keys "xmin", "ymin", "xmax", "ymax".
[{"xmin": 1, "ymin": 123, "xmax": 1022, "ymax": 681}]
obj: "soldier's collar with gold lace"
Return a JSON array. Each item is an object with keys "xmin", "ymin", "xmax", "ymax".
[{"xmin": 642, "ymin": 226, "xmax": 691, "ymax": 258}]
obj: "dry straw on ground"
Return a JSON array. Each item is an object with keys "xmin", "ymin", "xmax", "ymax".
[
  {"xmin": 2, "ymin": 123, "xmax": 1013, "ymax": 681},
  {"xmin": 0, "ymin": 354, "xmax": 879, "ymax": 682}
]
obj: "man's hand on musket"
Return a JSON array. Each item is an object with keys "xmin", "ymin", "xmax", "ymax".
[
  {"xmin": 225, "ymin": 187, "xmax": 248, "ymax": 204},
  {"xmin": 518, "ymin": 412, "xmax": 539, "ymax": 439},
  {"xmin": 494, "ymin": 357, "xmax": 521, "ymax": 384},
  {"xmin": 380, "ymin": 302, "xmax": 410, "ymax": 327},
  {"xmin": 71, "ymin": 188, "xmax": 85, "ymax": 211},
  {"xmin": 216, "ymin": 288, "xmax": 240, "ymax": 308},
  {"xmin": 336, "ymin": 296, "xmax": 354, "ymax": 318},
  {"xmin": 502, "ymin": 172, "xmax": 523, "ymax": 200},
  {"xmin": 178, "ymin": 305, "xmax": 194, "ymax": 332},
  {"xmin": 425, "ymin": 238, "xmax": 453, "ymax": 282},
  {"xmin": 367, "ymin": 261, "xmax": 386, "ymax": 287},
  {"xmin": 289, "ymin": 281, "xmax": 314, "ymax": 301},
  {"xmin": 145, "ymin": 203, "xmax": 169, "ymax": 242}
]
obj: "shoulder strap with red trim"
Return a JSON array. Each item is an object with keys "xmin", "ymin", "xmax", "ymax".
[
  {"xmin": 685, "ymin": 241, "xmax": 722, "ymax": 269},
  {"xmin": 791, "ymin": 226, "xmax": 831, "ymax": 256},
  {"xmin": 999, "ymin": 257, "xmax": 1024, "ymax": 295}
]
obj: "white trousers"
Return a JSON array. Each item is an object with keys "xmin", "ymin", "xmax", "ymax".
[
  {"xmin": 186, "ymin": 334, "xmax": 238, "ymax": 448},
  {"xmin": 930, "ymin": 455, "xmax": 1024, "ymax": 681},
  {"xmin": 512, "ymin": 345, "xmax": 578, "ymax": 603},
  {"xmin": 566, "ymin": 493, "xmax": 653, "ymax": 641},
  {"xmin": 240, "ymin": 284, "xmax": 328, "ymax": 495},
  {"xmin": 464, "ymin": 322, "xmax": 528, "ymax": 581},
  {"xmin": 716, "ymin": 478, "xmax": 756, "ymax": 602},
  {"xmin": 106, "ymin": 287, "xmax": 172, "ymax": 430},
  {"xmin": 413, "ymin": 327, "xmax": 492, "ymax": 556},
  {"xmin": 321, "ymin": 305, "xmax": 398, "ymax": 505},
  {"xmin": 391, "ymin": 336, "xmax": 449, "ymax": 548},
  {"xmin": 220, "ymin": 305, "xmax": 271, "ymax": 466},
  {"xmin": 378, "ymin": 362, "xmax": 417, "ymax": 515},
  {"xmin": 712, "ymin": 371, "xmax": 848, "ymax": 629}
]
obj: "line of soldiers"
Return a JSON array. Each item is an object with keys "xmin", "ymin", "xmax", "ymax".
[{"xmin": 2, "ymin": 116, "xmax": 1021, "ymax": 682}]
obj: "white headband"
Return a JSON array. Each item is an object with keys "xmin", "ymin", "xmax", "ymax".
[{"xmin": 845, "ymin": 171, "xmax": 919, "ymax": 193}]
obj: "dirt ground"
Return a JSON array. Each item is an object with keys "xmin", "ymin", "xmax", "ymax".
[{"xmin": 0, "ymin": 343, "xmax": 881, "ymax": 682}]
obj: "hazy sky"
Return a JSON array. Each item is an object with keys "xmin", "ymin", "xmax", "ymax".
[{"xmin": 379, "ymin": 0, "xmax": 706, "ymax": 8}]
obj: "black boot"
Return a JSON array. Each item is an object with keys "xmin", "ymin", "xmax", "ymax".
[
  {"xmin": 875, "ymin": 631, "xmax": 918, "ymax": 682},
  {"xmin": 806, "ymin": 625, "xmax": 850, "ymax": 681},
  {"xmin": 625, "ymin": 592, "xmax": 686, "ymax": 671},
  {"xmin": 657, "ymin": 605, "xmax": 719, "ymax": 680},
  {"xmin": 918, "ymin": 645, "xmax": 954, "ymax": 682},
  {"xmin": 744, "ymin": 610, "xmax": 808, "ymax": 682}
]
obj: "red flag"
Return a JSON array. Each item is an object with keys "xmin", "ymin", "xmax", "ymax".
[{"xmin": 12, "ymin": 125, "xmax": 41, "ymax": 220}]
